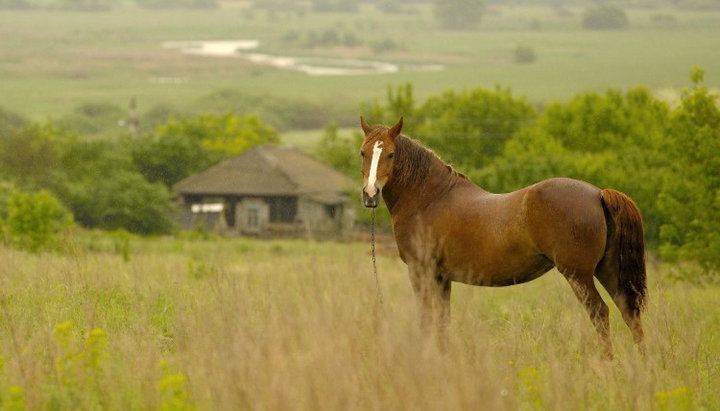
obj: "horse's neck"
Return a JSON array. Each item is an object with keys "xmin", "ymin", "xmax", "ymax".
[{"xmin": 383, "ymin": 155, "xmax": 461, "ymax": 216}]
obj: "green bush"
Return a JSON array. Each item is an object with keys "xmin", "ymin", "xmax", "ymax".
[
  {"xmin": 135, "ymin": 0, "xmax": 216, "ymax": 9},
  {"xmin": 52, "ymin": 138, "xmax": 177, "ymax": 235},
  {"xmin": 514, "ymin": 45, "xmax": 537, "ymax": 64},
  {"xmin": 0, "ymin": 105, "xmax": 28, "ymax": 135},
  {"xmin": 658, "ymin": 68, "xmax": 720, "ymax": 272},
  {"xmin": 131, "ymin": 113, "xmax": 279, "ymax": 187},
  {"xmin": 479, "ymin": 88, "xmax": 671, "ymax": 245},
  {"xmin": 0, "ymin": 123, "xmax": 66, "ymax": 187},
  {"xmin": 582, "ymin": 5, "xmax": 629, "ymax": 30},
  {"xmin": 0, "ymin": 188, "xmax": 73, "ymax": 252},
  {"xmin": 0, "ymin": 0, "xmax": 30, "ymax": 9},
  {"xmin": 434, "ymin": 0, "xmax": 486, "ymax": 30},
  {"xmin": 362, "ymin": 83, "xmax": 536, "ymax": 169},
  {"xmin": 314, "ymin": 122, "xmax": 361, "ymax": 178},
  {"xmin": 60, "ymin": 102, "xmax": 128, "ymax": 136},
  {"xmin": 415, "ymin": 86, "xmax": 537, "ymax": 168}
]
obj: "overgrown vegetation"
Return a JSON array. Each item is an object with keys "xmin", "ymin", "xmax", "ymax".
[
  {"xmin": 0, "ymin": 0, "xmax": 217, "ymax": 9},
  {"xmin": 434, "ymin": 0, "xmax": 486, "ymax": 30},
  {"xmin": 0, "ymin": 235, "xmax": 717, "ymax": 409},
  {"xmin": 0, "ymin": 112, "xmax": 278, "ymax": 236},
  {"xmin": 582, "ymin": 5, "xmax": 629, "ymax": 30}
]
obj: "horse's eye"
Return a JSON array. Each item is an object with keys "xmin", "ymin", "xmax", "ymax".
[
  {"xmin": 360, "ymin": 151, "xmax": 365, "ymax": 157},
  {"xmin": 388, "ymin": 152, "xmax": 395, "ymax": 159}
]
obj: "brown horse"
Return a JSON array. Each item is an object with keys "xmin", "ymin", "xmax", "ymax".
[{"xmin": 359, "ymin": 117, "xmax": 646, "ymax": 358}]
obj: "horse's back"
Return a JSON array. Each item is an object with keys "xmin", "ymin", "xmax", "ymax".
[{"xmin": 523, "ymin": 178, "xmax": 608, "ymax": 271}]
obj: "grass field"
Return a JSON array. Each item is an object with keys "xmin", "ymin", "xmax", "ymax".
[
  {"xmin": 0, "ymin": 232, "xmax": 718, "ymax": 409},
  {"xmin": 1, "ymin": 4, "xmax": 719, "ymax": 123}
]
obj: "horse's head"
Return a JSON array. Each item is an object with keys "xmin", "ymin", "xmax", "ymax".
[{"xmin": 359, "ymin": 116, "xmax": 403, "ymax": 208}]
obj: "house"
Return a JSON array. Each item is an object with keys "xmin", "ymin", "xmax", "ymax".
[{"xmin": 173, "ymin": 145, "xmax": 356, "ymax": 237}]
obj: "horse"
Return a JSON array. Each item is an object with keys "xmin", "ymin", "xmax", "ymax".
[{"xmin": 359, "ymin": 117, "xmax": 646, "ymax": 358}]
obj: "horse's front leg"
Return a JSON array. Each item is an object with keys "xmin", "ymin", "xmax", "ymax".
[{"xmin": 408, "ymin": 263, "xmax": 452, "ymax": 349}]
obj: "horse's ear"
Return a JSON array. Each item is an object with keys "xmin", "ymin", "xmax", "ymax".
[
  {"xmin": 389, "ymin": 117, "xmax": 403, "ymax": 139},
  {"xmin": 360, "ymin": 116, "xmax": 373, "ymax": 135}
]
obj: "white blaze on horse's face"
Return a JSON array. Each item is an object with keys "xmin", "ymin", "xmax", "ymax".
[
  {"xmin": 360, "ymin": 116, "xmax": 403, "ymax": 207},
  {"xmin": 365, "ymin": 140, "xmax": 383, "ymax": 197}
]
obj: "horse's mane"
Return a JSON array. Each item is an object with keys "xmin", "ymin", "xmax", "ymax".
[{"xmin": 392, "ymin": 134, "xmax": 466, "ymax": 188}]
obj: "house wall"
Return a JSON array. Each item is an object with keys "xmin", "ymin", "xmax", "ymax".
[
  {"xmin": 235, "ymin": 197, "xmax": 270, "ymax": 234},
  {"xmin": 177, "ymin": 197, "xmax": 228, "ymax": 232},
  {"xmin": 297, "ymin": 197, "xmax": 353, "ymax": 232},
  {"xmin": 178, "ymin": 194, "xmax": 352, "ymax": 237}
]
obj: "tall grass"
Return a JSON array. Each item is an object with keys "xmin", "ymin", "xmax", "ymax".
[{"xmin": 0, "ymin": 234, "xmax": 717, "ymax": 409}]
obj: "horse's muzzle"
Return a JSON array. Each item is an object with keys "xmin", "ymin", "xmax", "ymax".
[{"xmin": 362, "ymin": 188, "xmax": 380, "ymax": 208}]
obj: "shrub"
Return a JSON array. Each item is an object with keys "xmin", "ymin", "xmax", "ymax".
[
  {"xmin": 136, "ymin": 0, "xmax": 216, "ymax": 9},
  {"xmin": 314, "ymin": 122, "xmax": 361, "ymax": 178},
  {"xmin": 60, "ymin": 102, "xmax": 128, "ymax": 136},
  {"xmin": 434, "ymin": 0, "xmax": 486, "ymax": 30},
  {"xmin": 0, "ymin": 105, "xmax": 27, "ymax": 135},
  {"xmin": 62, "ymin": 169, "xmax": 175, "ymax": 235},
  {"xmin": 582, "ymin": 5, "xmax": 629, "ymax": 30},
  {"xmin": 416, "ymin": 86, "xmax": 537, "ymax": 168},
  {"xmin": 0, "ymin": 188, "xmax": 73, "ymax": 252},
  {"xmin": 371, "ymin": 37, "xmax": 400, "ymax": 53},
  {"xmin": 651, "ymin": 13, "xmax": 678, "ymax": 28},
  {"xmin": 657, "ymin": 68, "xmax": 720, "ymax": 272},
  {"xmin": 514, "ymin": 45, "xmax": 537, "ymax": 64},
  {"xmin": 131, "ymin": 113, "xmax": 279, "ymax": 188},
  {"xmin": 311, "ymin": 0, "xmax": 357, "ymax": 12},
  {"xmin": 0, "ymin": 123, "xmax": 65, "ymax": 187},
  {"xmin": 0, "ymin": 0, "xmax": 30, "ymax": 10}
]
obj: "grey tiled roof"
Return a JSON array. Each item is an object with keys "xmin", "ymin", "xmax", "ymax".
[{"xmin": 173, "ymin": 145, "xmax": 355, "ymax": 204}]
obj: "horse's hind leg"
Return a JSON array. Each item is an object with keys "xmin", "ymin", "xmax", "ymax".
[
  {"xmin": 595, "ymin": 259, "xmax": 646, "ymax": 355},
  {"xmin": 560, "ymin": 267, "xmax": 613, "ymax": 359}
]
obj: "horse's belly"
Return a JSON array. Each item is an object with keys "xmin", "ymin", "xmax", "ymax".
[{"xmin": 443, "ymin": 253, "xmax": 554, "ymax": 287}]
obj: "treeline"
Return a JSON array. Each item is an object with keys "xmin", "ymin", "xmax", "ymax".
[
  {"xmin": 318, "ymin": 69, "xmax": 720, "ymax": 274},
  {"xmin": 39, "ymin": 90, "xmax": 354, "ymax": 140},
  {"xmin": 1, "ymin": 71, "xmax": 718, "ymax": 275},
  {"xmin": 0, "ymin": 112, "xmax": 278, "ymax": 249},
  {"xmin": 0, "ymin": 0, "xmax": 218, "ymax": 10}
]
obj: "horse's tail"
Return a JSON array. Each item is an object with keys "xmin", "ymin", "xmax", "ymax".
[{"xmin": 600, "ymin": 189, "xmax": 647, "ymax": 315}]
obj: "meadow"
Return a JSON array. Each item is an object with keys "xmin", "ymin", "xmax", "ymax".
[
  {"xmin": 1, "ymin": 4, "xmax": 720, "ymax": 123},
  {"xmin": 0, "ymin": 232, "xmax": 718, "ymax": 410}
]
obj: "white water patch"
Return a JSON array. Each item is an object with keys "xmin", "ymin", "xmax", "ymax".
[
  {"xmin": 162, "ymin": 40, "xmax": 444, "ymax": 76},
  {"xmin": 162, "ymin": 40, "xmax": 260, "ymax": 56}
]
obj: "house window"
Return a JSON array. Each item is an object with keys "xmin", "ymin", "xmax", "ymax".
[
  {"xmin": 247, "ymin": 208, "xmax": 259, "ymax": 229},
  {"xmin": 325, "ymin": 205, "xmax": 337, "ymax": 219},
  {"xmin": 269, "ymin": 197, "xmax": 297, "ymax": 223}
]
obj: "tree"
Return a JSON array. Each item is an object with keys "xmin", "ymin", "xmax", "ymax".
[
  {"xmin": 86, "ymin": 171, "xmax": 175, "ymax": 234},
  {"xmin": 582, "ymin": 5, "xmax": 629, "ymax": 30},
  {"xmin": 59, "ymin": 102, "xmax": 127, "ymax": 136},
  {"xmin": 131, "ymin": 113, "xmax": 279, "ymax": 187},
  {"xmin": 135, "ymin": 0, "xmax": 217, "ymax": 9},
  {"xmin": 477, "ymin": 87, "xmax": 673, "ymax": 246},
  {"xmin": 314, "ymin": 122, "xmax": 362, "ymax": 178},
  {"xmin": 361, "ymin": 82, "xmax": 417, "ymax": 132},
  {"xmin": 54, "ymin": 138, "xmax": 176, "ymax": 235},
  {"xmin": 0, "ymin": 187, "xmax": 73, "ymax": 252},
  {"xmin": 130, "ymin": 131, "xmax": 219, "ymax": 188},
  {"xmin": 0, "ymin": 123, "xmax": 67, "ymax": 188},
  {"xmin": 434, "ymin": 0, "xmax": 485, "ymax": 30},
  {"xmin": 55, "ymin": 0, "xmax": 118, "ymax": 10},
  {"xmin": 0, "ymin": 105, "xmax": 28, "ymax": 137},
  {"xmin": 416, "ymin": 86, "xmax": 536, "ymax": 169},
  {"xmin": 658, "ymin": 68, "xmax": 720, "ymax": 272},
  {"xmin": 0, "ymin": 0, "xmax": 30, "ymax": 9}
]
